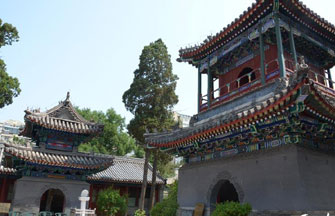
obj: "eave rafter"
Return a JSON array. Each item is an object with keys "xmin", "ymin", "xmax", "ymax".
[
  {"xmin": 149, "ymin": 79, "xmax": 306, "ymax": 149},
  {"xmin": 179, "ymin": 0, "xmax": 335, "ymax": 63}
]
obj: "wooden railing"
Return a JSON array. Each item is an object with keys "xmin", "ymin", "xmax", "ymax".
[
  {"xmin": 307, "ymin": 69, "xmax": 335, "ymax": 96},
  {"xmin": 200, "ymin": 68, "xmax": 261, "ymax": 111},
  {"xmin": 285, "ymin": 59, "xmax": 335, "ymax": 91},
  {"xmin": 199, "ymin": 58, "xmax": 335, "ymax": 112}
]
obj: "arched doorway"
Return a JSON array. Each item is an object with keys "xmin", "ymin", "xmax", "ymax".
[
  {"xmin": 40, "ymin": 189, "xmax": 65, "ymax": 213},
  {"xmin": 209, "ymin": 180, "xmax": 240, "ymax": 211},
  {"xmin": 216, "ymin": 180, "xmax": 239, "ymax": 203}
]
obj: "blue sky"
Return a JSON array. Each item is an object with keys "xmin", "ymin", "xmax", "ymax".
[{"xmin": 1, "ymin": 0, "xmax": 334, "ymax": 123}]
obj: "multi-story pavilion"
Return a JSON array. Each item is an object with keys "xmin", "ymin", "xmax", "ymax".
[
  {"xmin": 0, "ymin": 93, "xmax": 113, "ymax": 215},
  {"xmin": 146, "ymin": 0, "xmax": 335, "ymax": 215}
]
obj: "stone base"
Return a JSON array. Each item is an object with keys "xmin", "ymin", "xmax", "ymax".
[
  {"xmin": 177, "ymin": 144, "xmax": 335, "ymax": 214},
  {"xmin": 11, "ymin": 176, "xmax": 89, "ymax": 214}
]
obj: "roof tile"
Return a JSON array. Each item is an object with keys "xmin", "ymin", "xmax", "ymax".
[{"xmin": 88, "ymin": 156, "xmax": 165, "ymax": 185}]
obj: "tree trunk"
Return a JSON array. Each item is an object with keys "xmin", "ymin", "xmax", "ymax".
[
  {"xmin": 149, "ymin": 149, "xmax": 158, "ymax": 210},
  {"xmin": 139, "ymin": 148, "xmax": 150, "ymax": 210}
]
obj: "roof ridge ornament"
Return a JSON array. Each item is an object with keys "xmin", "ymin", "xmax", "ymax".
[
  {"xmin": 297, "ymin": 56, "xmax": 308, "ymax": 70},
  {"xmin": 65, "ymin": 91, "xmax": 70, "ymax": 103}
]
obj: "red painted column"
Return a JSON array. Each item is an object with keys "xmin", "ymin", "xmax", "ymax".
[
  {"xmin": 88, "ymin": 184, "xmax": 93, "ymax": 208},
  {"xmin": 135, "ymin": 187, "xmax": 140, "ymax": 207},
  {"xmin": 0, "ymin": 178, "xmax": 8, "ymax": 202},
  {"xmin": 125, "ymin": 186, "xmax": 128, "ymax": 196}
]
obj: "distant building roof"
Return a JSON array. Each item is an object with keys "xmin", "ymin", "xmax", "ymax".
[
  {"xmin": 88, "ymin": 156, "xmax": 165, "ymax": 185},
  {"xmin": 3, "ymin": 120, "xmax": 24, "ymax": 128},
  {"xmin": 20, "ymin": 92, "xmax": 104, "ymax": 136},
  {"xmin": 178, "ymin": 0, "xmax": 335, "ymax": 64}
]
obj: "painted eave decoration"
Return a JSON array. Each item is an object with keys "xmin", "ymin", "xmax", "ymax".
[
  {"xmin": 178, "ymin": 0, "xmax": 335, "ymax": 63},
  {"xmin": 146, "ymin": 66, "xmax": 335, "ymax": 155}
]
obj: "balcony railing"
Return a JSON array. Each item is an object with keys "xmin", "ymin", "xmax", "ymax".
[
  {"xmin": 285, "ymin": 59, "xmax": 335, "ymax": 96},
  {"xmin": 199, "ymin": 58, "xmax": 335, "ymax": 112},
  {"xmin": 200, "ymin": 68, "xmax": 262, "ymax": 111}
]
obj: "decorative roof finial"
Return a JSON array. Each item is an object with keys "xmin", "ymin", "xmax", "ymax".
[
  {"xmin": 298, "ymin": 56, "xmax": 308, "ymax": 70},
  {"xmin": 66, "ymin": 91, "xmax": 70, "ymax": 102}
]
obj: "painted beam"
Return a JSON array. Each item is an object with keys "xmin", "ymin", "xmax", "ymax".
[
  {"xmin": 198, "ymin": 66, "xmax": 202, "ymax": 113},
  {"xmin": 275, "ymin": 14, "xmax": 286, "ymax": 77},
  {"xmin": 279, "ymin": 13, "xmax": 335, "ymax": 56},
  {"xmin": 259, "ymin": 25, "xmax": 266, "ymax": 85}
]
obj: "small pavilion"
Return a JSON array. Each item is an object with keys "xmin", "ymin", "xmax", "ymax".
[{"xmin": 0, "ymin": 93, "xmax": 113, "ymax": 215}]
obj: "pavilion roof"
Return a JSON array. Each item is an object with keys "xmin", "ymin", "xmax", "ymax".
[
  {"xmin": 2, "ymin": 142, "xmax": 113, "ymax": 170},
  {"xmin": 88, "ymin": 156, "xmax": 165, "ymax": 185},
  {"xmin": 146, "ymin": 64, "xmax": 335, "ymax": 149},
  {"xmin": 179, "ymin": 0, "xmax": 335, "ymax": 63},
  {"xmin": 21, "ymin": 92, "xmax": 104, "ymax": 136}
]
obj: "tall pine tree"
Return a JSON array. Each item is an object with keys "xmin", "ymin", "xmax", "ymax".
[{"xmin": 123, "ymin": 39, "xmax": 178, "ymax": 210}]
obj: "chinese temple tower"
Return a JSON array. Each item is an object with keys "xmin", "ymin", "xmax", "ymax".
[
  {"xmin": 146, "ymin": 0, "xmax": 335, "ymax": 215},
  {"xmin": 0, "ymin": 93, "xmax": 113, "ymax": 215}
]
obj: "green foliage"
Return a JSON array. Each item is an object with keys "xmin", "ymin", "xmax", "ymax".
[
  {"xmin": 76, "ymin": 107, "xmax": 139, "ymax": 156},
  {"xmin": 0, "ymin": 19, "xmax": 20, "ymax": 109},
  {"xmin": 133, "ymin": 144, "xmax": 145, "ymax": 158},
  {"xmin": 156, "ymin": 152, "xmax": 176, "ymax": 178},
  {"xmin": 0, "ymin": 19, "xmax": 19, "ymax": 47},
  {"xmin": 12, "ymin": 135, "xmax": 26, "ymax": 145},
  {"xmin": 96, "ymin": 187, "xmax": 127, "ymax": 216},
  {"xmin": 211, "ymin": 202, "xmax": 252, "ymax": 216},
  {"xmin": 150, "ymin": 181, "xmax": 178, "ymax": 216},
  {"xmin": 134, "ymin": 209, "xmax": 146, "ymax": 216}
]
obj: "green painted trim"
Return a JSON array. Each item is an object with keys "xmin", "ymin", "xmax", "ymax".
[
  {"xmin": 275, "ymin": 15, "xmax": 286, "ymax": 77},
  {"xmin": 198, "ymin": 66, "xmax": 202, "ymax": 113},
  {"xmin": 259, "ymin": 25, "xmax": 266, "ymax": 85},
  {"xmin": 289, "ymin": 25, "xmax": 298, "ymax": 68},
  {"xmin": 207, "ymin": 59, "xmax": 212, "ymax": 108}
]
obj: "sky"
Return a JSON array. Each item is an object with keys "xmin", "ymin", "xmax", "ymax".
[{"xmin": 0, "ymin": 0, "xmax": 335, "ymax": 124}]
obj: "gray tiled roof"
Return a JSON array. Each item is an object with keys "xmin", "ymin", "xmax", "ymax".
[
  {"xmin": 21, "ymin": 93, "xmax": 103, "ymax": 136},
  {"xmin": 25, "ymin": 114, "xmax": 103, "ymax": 134},
  {"xmin": 3, "ymin": 142, "xmax": 114, "ymax": 170},
  {"xmin": 88, "ymin": 156, "xmax": 165, "ymax": 185}
]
